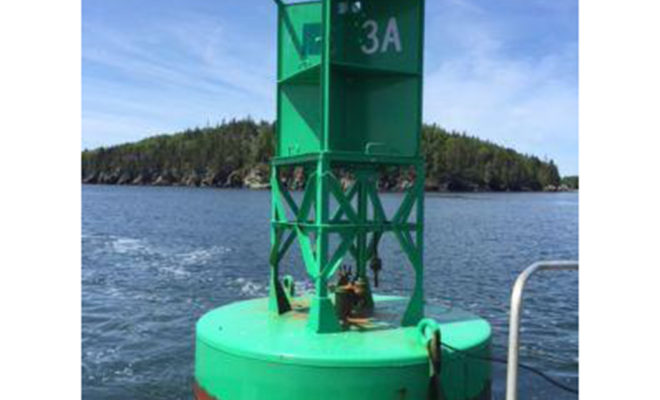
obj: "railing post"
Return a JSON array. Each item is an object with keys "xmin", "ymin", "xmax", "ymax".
[{"xmin": 506, "ymin": 261, "xmax": 578, "ymax": 400}]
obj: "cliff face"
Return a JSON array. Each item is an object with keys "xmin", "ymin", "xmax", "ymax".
[{"xmin": 82, "ymin": 119, "xmax": 563, "ymax": 192}]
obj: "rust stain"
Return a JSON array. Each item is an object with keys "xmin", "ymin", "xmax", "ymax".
[
  {"xmin": 193, "ymin": 381, "xmax": 219, "ymax": 400},
  {"xmin": 346, "ymin": 317, "xmax": 370, "ymax": 325},
  {"xmin": 291, "ymin": 298, "xmax": 310, "ymax": 309},
  {"xmin": 289, "ymin": 311, "xmax": 308, "ymax": 320}
]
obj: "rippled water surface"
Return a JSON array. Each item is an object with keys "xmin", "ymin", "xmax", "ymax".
[{"xmin": 82, "ymin": 185, "xmax": 578, "ymax": 399}]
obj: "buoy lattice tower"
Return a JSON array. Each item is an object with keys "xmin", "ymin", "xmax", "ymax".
[
  {"xmin": 194, "ymin": 1, "xmax": 492, "ymax": 399},
  {"xmin": 269, "ymin": 0, "xmax": 426, "ymax": 333}
]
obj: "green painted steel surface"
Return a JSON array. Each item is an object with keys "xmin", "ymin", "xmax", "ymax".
[
  {"xmin": 277, "ymin": 0, "xmax": 424, "ymax": 158},
  {"xmin": 195, "ymin": 296, "xmax": 491, "ymax": 400},
  {"xmin": 327, "ymin": 0, "xmax": 424, "ymax": 158},
  {"xmin": 278, "ymin": 1, "xmax": 323, "ymax": 157}
]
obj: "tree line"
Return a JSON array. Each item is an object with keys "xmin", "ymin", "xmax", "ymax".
[{"xmin": 82, "ymin": 118, "xmax": 564, "ymax": 191}]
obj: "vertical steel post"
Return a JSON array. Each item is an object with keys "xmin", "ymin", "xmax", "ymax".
[
  {"xmin": 268, "ymin": 165, "xmax": 280, "ymax": 312},
  {"xmin": 308, "ymin": 155, "xmax": 342, "ymax": 332},
  {"xmin": 357, "ymin": 172, "xmax": 368, "ymax": 279},
  {"xmin": 506, "ymin": 261, "xmax": 578, "ymax": 400}
]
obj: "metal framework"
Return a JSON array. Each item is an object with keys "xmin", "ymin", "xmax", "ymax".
[
  {"xmin": 270, "ymin": 0, "xmax": 426, "ymax": 333},
  {"xmin": 506, "ymin": 260, "xmax": 579, "ymax": 400},
  {"xmin": 268, "ymin": 155, "xmax": 425, "ymax": 332}
]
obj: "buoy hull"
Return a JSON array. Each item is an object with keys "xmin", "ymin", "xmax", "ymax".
[{"xmin": 194, "ymin": 296, "xmax": 491, "ymax": 400}]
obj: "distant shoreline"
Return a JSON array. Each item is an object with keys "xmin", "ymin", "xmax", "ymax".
[
  {"xmin": 82, "ymin": 119, "xmax": 578, "ymax": 193},
  {"xmin": 81, "ymin": 182, "xmax": 577, "ymax": 193}
]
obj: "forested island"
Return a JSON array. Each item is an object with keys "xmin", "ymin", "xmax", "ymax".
[{"xmin": 82, "ymin": 118, "xmax": 576, "ymax": 192}]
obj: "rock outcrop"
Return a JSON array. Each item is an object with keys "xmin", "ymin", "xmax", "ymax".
[{"xmin": 244, "ymin": 164, "xmax": 270, "ymax": 190}]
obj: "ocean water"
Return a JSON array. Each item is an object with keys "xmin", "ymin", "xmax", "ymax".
[{"xmin": 82, "ymin": 185, "xmax": 578, "ymax": 399}]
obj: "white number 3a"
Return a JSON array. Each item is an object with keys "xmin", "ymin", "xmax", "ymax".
[{"xmin": 361, "ymin": 17, "xmax": 402, "ymax": 55}]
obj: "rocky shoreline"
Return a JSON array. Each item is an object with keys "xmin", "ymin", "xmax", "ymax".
[
  {"xmin": 82, "ymin": 119, "xmax": 575, "ymax": 193},
  {"xmin": 82, "ymin": 164, "xmax": 575, "ymax": 192},
  {"xmin": 82, "ymin": 163, "xmax": 269, "ymax": 189}
]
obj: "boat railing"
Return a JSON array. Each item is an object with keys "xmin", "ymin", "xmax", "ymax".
[{"xmin": 506, "ymin": 260, "xmax": 579, "ymax": 400}]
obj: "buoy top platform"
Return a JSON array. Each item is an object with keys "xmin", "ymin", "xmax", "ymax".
[
  {"xmin": 197, "ymin": 295, "xmax": 491, "ymax": 367},
  {"xmin": 194, "ymin": 1, "xmax": 493, "ymax": 399}
]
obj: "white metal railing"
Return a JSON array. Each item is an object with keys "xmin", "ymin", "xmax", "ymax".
[{"xmin": 506, "ymin": 260, "xmax": 579, "ymax": 400}]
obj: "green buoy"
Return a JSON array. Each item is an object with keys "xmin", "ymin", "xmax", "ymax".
[{"xmin": 194, "ymin": 1, "xmax": 492, "ymax": 398}]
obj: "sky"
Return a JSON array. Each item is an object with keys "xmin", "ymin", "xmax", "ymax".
[{"xmin": 82, "ymin": 0, "xmax": 578, "ymax": 175}]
